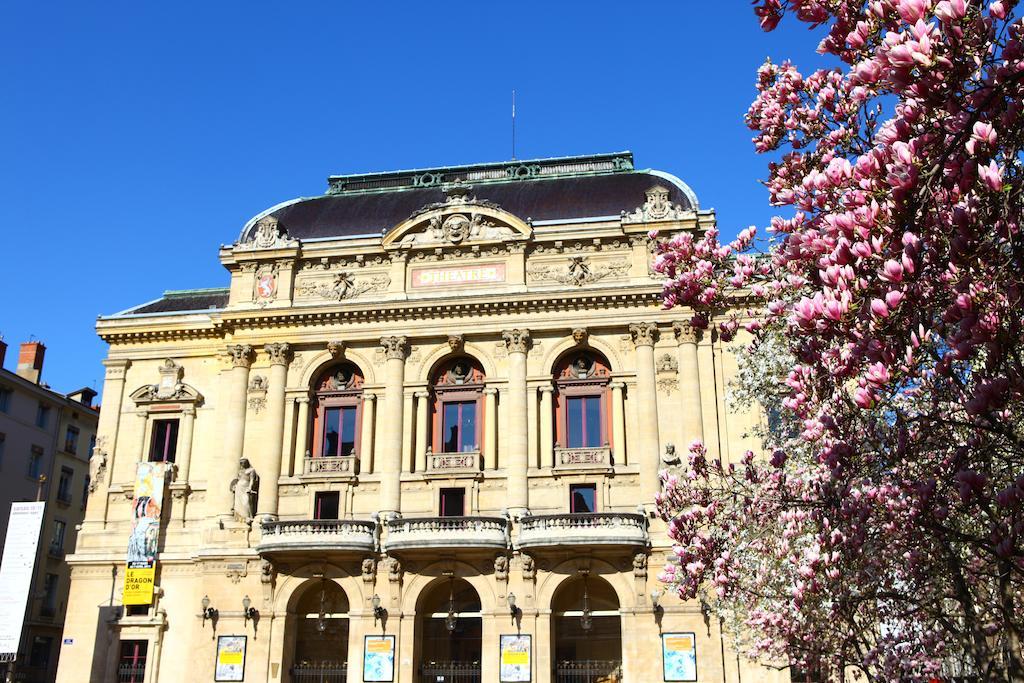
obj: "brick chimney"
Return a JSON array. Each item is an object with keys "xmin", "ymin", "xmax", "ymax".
[
  {"xmin": 0, "ymin": 337, "xmax": 6, "ymax": 369},
  {"xmin": 16, "ymin": 341, "xmax": 46, "ymax": 384}
]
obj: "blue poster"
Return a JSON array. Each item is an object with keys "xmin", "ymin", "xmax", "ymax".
[
  {"xmin": 363, "ymin": 635, "xmax": 395, "ymax": 682},
  {"xmin": 662, "ymin": 632, "xmax": 697, "ymax": 681}
]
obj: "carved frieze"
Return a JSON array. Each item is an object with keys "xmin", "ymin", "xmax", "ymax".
[
  {"xmin": 527, "ymin": 255, "xmax": 629, "ymax": 287},
  {"xmin": 130, "ymin": 359, "xmax": 203, "ymax": 405},
  {"xmin": 296, "ymin": 271, "xmax": 391, "ymax": 302}
]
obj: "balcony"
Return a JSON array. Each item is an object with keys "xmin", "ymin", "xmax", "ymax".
[
  {"xmin": 517, "ymin": 512, "xmax": 648, "ymax": 549},
  {"xmin": 384, "ymin": 516, "xmax": 509, "ymax": 553},
  {"xmin": 302, "ymin": 455, "xmax": 358, "ymax": 480},
  {"xmin": 425, "ymin": 451, "xmax": 482, "ymax": 477},
  {"xmin": 257, "ymin": 519, "xmax": 377, "ymax": 557},
  {"xmin": 553, "ymin": 446, "xmax": 612, "ymax": 473}
]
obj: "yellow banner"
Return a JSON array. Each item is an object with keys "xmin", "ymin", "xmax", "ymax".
[
  {"xmin": 123, "ymin": 565, "xmax": 155, "ymax": 605},
  {"xmin": 502, "ymin": 651, "xmax": 529, "ymax": 665}
]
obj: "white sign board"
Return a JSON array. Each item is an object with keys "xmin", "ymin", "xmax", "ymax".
[{"xmin": 0, "ymin": 502, "xmax": 45, "ymax": 660}]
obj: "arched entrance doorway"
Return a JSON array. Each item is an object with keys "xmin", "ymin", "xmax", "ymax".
[
  {"xmin": 289, "ymin": 580, "xmax": 350, "ymax": 683},
  {"xmin": 415, "ymin": 577, "xmax": 482, "ymax": 683},
  {"xmin": 552, "ymin": 574, "xmax": 622, "ymax": 683}
]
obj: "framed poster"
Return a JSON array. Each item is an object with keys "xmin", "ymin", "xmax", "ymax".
[
  {"xmin": 499, "ymin": 634, "xmax": 531, "ymax": 682},
  {"xmin": 662, "ymin": 632, "xmax": 697, "ymax": 682},
  {"xmin": 363, "ymin": 635, "xmax": 396, "ymax": 682},
  {"xmin": 215, "ymin": 635, "xmax": 247, "ymax": 682}
]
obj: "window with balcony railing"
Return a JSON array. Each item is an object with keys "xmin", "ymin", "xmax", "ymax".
[
  {"xmin": 431, "ymin": 357, "xmax": 485, "ymax": 454},
  {"xmin": 554, "ymin": 352, "xmax": 612, "ymax": 451},
  {"xmin": 311, "ymin": 363, "xmax": 364, "ymax": 460}
]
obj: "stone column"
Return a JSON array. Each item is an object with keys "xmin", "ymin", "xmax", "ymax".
[
  {"xmin": 136, "ymin": 410, "xmax": 150, "ymax": 465},
  {"xmin": 293, "ymin": 397, "xmax": 310, "ymax": 476},
  {"xmin": 360, "ymin": 393, "xmax": 376, "ymax": 474},
  {"xmin": 610, "ymin": 381, "xmax": 626, "ymax": 466},
  {"xmin": 673, "ymin": 322, "xmax": 704, "ymax": 448},
  {"xmin": 379, "ymin": 336, "xmax": 408, "ymax": 516},
  {"xmin": 538, "ymin": 385, "xmax": 554, "ymax": 469},
  {"xmin": 502, "ymin": 329, "xmax": 530, "ymax": 515},
  {"xmin": 88, "ymin": 359, "xmax": 130, "ymax": 524},
  {"xmin": 217, "ymin": 344, "xmax": 254, "ymax": 520},
  {"xmin": 414, "ymin": 391, "xmax": 430, "ymax": 473},
  {"xmin": 629, "ymin": 323, "xmax": 661, "ymax": 503},
  {"xmin": 176, "ymin": 406, "xmax": 196, "ymax": 481},
  {"xmin": 258, "ymin": 342, "xmax": 291, "ymax": 520},
  {"xmin": 483, "ymin": 388, "xmax": 497, "ymax": 470}
]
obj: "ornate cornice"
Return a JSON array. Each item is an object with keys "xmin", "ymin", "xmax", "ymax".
[
  {"xmin": 97, "ymin": 287, "xmax": 685, "ymax": 343},
  {"xmin": 380, "ymin": 336, "xmax": 409, "ymax": 360},
  {"xmin": 502, "ymin": 329, "xmax": 531, "ymax": 354}
]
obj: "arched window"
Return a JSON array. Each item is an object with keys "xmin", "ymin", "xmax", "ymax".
[
  {"xmin": 431, "ymin": 357, "xmax": 485, "ymax": 454},
  {"xmin": 311, "ymin": 363, "xmax": 364, "ymax": 458},
  {"xmin": 554, "ymin": 352, "xmax": 611, "ymax": 449}
]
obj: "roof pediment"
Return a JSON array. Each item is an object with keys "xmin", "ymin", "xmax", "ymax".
[{"xmin": 382, "ymin": 184, "xmax": 531, "ymax": 249}]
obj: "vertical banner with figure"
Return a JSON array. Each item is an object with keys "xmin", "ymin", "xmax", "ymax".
[
  {"xmin": 0, "ymin": 502, "xmax": 46, "ymax": 662},
  {"xmin": 123, "ymin": 462, "xmax": 169, "ymax": 606},
  {"xmin": 661, "ymin": 632, "xmax": 697, "ymax": 681}
]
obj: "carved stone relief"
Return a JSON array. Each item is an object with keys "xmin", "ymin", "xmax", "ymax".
[
  {"xmin": 296, "ymin": 271, "xmax": 391, "ymax": 302},
  {"xmin": 247, "ymin": 375, "xmax": 268, "ymax": 413},
  {"xmin": 243, "ymin": 215, "xmax": 298, "ymax": 249},
  {"xmin": 621, "ymin": 185, "xmax": 690, "ymax": 223},
  {"xmin": 527, "ymin": 256, "xmax": 629, "ymax": 286}
]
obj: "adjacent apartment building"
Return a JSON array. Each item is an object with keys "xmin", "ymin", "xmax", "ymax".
[
  {"xmin": 0, "ymin": 339, "xmax": 99, "ymax": 683},
  {"xmin": 58, "ymin": 152, "xmax": 787, "ymax": 683}
]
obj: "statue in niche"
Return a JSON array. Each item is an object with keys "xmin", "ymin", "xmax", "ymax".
[
  {"xmin": 661, "ymin": 443, "xmax": 680, "ymax": 466},
  {"xmin": 230, "ymin": 458, "xmax": 259, "ymax": 522}
]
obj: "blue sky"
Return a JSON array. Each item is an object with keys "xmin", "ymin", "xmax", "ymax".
[{"xmin": 0, "ymin": 1, "xmax": 829, "ymax": 397}]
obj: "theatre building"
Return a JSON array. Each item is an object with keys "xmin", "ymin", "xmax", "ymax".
[{"xmin": 57, "ymin": 153, "xmax": 786, "ymax": 683}]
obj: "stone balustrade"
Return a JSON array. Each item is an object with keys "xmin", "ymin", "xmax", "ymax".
[
  {"xmin": 384, "ymin": 515, "xmax": 510, "ymax": 551},
  {"xmin": 303, "ymin": 455, "xmax": 359, "ymax": 478},
  {"xmin": 553, "ymin": 446, "xmax": 612, "ymax": 472},
  {"xmin": 517, "ymin": 512, "xmax": 648, "ymax": 548},
  {"xmin": 426, "ymin": 450, "xmax": 482, "ymax": 476},
  {"xmin": 257, "ymin": 519, "xmax": 377, "ymax": 555}
]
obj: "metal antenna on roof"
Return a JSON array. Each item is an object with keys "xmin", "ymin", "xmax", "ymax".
[{"xmin": 511, "ymin": 89, "xmax": 517, "ymax": 161}]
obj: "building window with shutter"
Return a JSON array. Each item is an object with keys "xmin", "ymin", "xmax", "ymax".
[{"xmin": 149, "ymin": 419, "xmax": 179, "ymax": 463}]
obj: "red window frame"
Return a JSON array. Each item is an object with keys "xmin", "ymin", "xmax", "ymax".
[
  {"xmin": 149, "ymin": 419, "xmax": 179, "ymax": 463},
  {"xmin": 118, "ymin": 640, "xmax": 148, "ymax": 683},
  {"xmin": 553, "ymin": 353, "xmax": 612, "ymax": 449},
  {"xmin": 311, "ymin": 364, "xmax": 364, "ymax": 459},
  {"xmin": 430, "ymin": 358, "xmax": 485, "ymax": 454}
]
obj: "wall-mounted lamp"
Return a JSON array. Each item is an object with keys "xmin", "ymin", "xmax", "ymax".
[
  {"xmin": 201, "ymin": 595, "xmax": 217, "ymax": 626},
  {"xmin": 507, "ymin": 592, "xmax": 519, "ymax": 620},
  {"xmin": 372, "ymin": 594, "xmax": 386, "ymax": 623},
  {"xmin": 580, "ymin": 577, "xmax": 593, "ymax": 632},
  {"xmin": 650, "ymin": 588, "xmax": 664, "ymax": 613},
  {"xmin": 242, "ymin": 595, "xmax": 258, "ymax": 623}
]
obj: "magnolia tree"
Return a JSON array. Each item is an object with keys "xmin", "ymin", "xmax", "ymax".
[{"xmin": 653, "ymin": 1, "xmax": 1024, "ymax": 680}]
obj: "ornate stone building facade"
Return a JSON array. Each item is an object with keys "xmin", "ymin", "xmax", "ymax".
[{"xmin": 57, "ymin": 153, "xmax": 785, "ymax": 683}]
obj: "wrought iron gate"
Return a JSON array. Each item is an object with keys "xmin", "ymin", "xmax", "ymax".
[
  {"xmin": 555, "ymin": 659, "xmax": 623, "ymax": 683},
  {"xmin": 291, "ymin": 662, "xmax": 348, "ymax": 683},
  {"xmin": 419, "ymin": 660, "xmax": 482, "ymax": 683}
]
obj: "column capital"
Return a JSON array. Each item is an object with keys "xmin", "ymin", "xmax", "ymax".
[
  {"xmin": 628, "ymin": 322, "xmax": 659, "ymax": 348},
  {"xmin": 672, "ymin": 321, "xmax": 701, "ymax": 344},
  {"xmin": 182, "ymin": 406, "xmax": 197, "ymax": 418},
  {"xmin": 265, "ymin": 342, "xmax": 293, "ymax": 366},
  {"xmin": 362, "ymin": 392, "xmax": 377, "ymax": 402},
  {"xmin": 483, "ymin": 387, "xmax": 498, "ymax": 396},
  {"xmin": 609, "ymin": 381, "xmax": 626, "ymax": 391},
  {"xmin": 102, "ymin": 358, "xmax": 132, "ymax": 378},
  {"xmin": 380, "ymin": 336, "xmax": 409, "ymax": 360},
  {"xmin": 227, "ymin": 344, "xmax": 255, "ymax": 368},
  {"xmin": 414, "ymin": 390, "xmax": 430, "ymax": 400},
  {"xmin": 538, "ymin": 385, "xmax": 554, "ymax": 395},
  {"xmin": 502, "ymin": 329, "xmax": 531, "ymax": 354},
  {"xmin": 296, "ymin": 396, "xmax": 310, "ymax": 405}
]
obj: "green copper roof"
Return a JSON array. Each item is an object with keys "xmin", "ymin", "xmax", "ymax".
[{"xmin": 325, "ymin": 151, "xmax": 634, "ymax": 195}]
